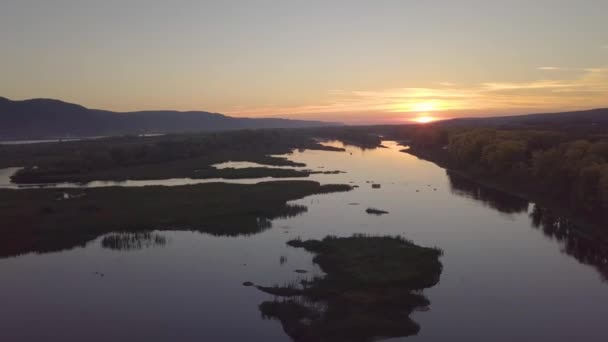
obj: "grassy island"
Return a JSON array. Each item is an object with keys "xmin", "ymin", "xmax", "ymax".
[
  {"xmin": 257, "ymin": 235, "xmax": 443, "ymax": 342},
  {"xmin": 0, "ymin": 181, "xmax": 352, "ymax": 257}
]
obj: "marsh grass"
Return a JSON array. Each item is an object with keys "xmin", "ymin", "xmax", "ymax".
[
  {"xmin": 258, "ymin": 234, "xmax": 443, "ymax": 341},
  {"xmin": 0, "ymin": 181, "xmax": 352, "ymax": 257},
  {"xmin": 101, "ymin": 231, "xmax": 168, "ymax": 251}
]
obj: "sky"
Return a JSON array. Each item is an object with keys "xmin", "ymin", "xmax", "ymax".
[{"xmin": 1, "ymin": 0, "xmax": 607, "ymax": 124}]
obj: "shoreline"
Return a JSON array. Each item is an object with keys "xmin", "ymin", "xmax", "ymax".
[{"xmin": 401, "ymin": 146, "xmax": 608, "ymax": 244}]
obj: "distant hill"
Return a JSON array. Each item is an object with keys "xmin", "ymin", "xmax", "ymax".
[
  {"xmin": 0, "ymin": 97, "xmax": 338, "ymax": 140},
  {"xmin": 439, "ymin": 108, "xmax": 608, "ymax": 129}
]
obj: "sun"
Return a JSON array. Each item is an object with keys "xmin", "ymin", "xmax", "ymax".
[{"xmin": 412, "ymin": 116, "xmax": 437, "ymax": 124}]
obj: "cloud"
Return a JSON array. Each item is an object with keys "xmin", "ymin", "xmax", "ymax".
[
  {"xmin": 538, "ymin": 66, "xmax": 561, "ymax": 70},
  {"xmin": 225, "ymin": 67, "xmax": 608, "ymax": 120},
  {"xmin": 482, "ymin": 80, "xmax": 574, "ymax": 91}
]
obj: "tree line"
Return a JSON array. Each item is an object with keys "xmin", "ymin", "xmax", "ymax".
[{"xmin": 405, "ymin": 126, "xmax": 608, "ymax": 223}]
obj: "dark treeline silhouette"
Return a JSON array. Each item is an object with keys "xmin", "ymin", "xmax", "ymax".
[
  {"xmin": 1, "ymin": 127, "xmax": 380, "ymax": 183},
  {"xmin": 439, "ymin": 108, "xmax": 608, "ymax": 130},
  {"xmin": 0, "ymin": 97, "xmax": 337, "ymax": 140}
]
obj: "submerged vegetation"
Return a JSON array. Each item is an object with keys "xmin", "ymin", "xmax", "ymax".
[
  {"xmin": 101, "ymin": 232, "xmax": 168, "ymax": 251},
  {"xmin": 0, "ymin": 181, "xmax": 351, "ymax": 257},
  {"xmin": 256, "ymin": 235, "xmax": 443, "ymax": 341}
]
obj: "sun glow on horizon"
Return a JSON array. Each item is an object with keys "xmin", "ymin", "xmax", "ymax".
[
  {"xmin": 391, "ymin": 100, "xmax": 446, "ymax": 113},
  {"xmin": 411, "ymin": 115, "xmax": 438, "ymax": 124},
  {"xmin": 217, "ymin": 66, "xmax": 608, "ymax": 121},
  {"xmin": 411, "ymin": 101, "xmax": 438, "ymax": 112}
]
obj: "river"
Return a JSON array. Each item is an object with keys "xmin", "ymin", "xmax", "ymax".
[{"xmin": 0, "ymin": 141, "xmax": 606, "ymax": 341}]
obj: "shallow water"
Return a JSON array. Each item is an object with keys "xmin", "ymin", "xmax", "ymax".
[
  {"xmin": 212, "ymin": 161, "xmax": 306, "ymax": 169},
  {"xmin": 1, "ymin": 141, "xmax": 607, "ymax": 341},
  {"xmin": 0, "ymin": 174, "xmax": 311, "ymax": 189}
]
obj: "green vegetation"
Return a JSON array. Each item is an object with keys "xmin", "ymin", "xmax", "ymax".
[
  {"xmin": 400, "ymin": 125, "xmax": 608, "ymax": 225},
  {"xmin": 256, "ymin": 235, "xmax": 443, "ymax": 341},
  {"xmin": 0, "ymin": 181, "xmax": 352, "ymax": 257}
]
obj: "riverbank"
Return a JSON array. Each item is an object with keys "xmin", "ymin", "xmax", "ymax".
[{"xmin": 402, "ymin": 145, "xmax": 608, "ymax": 240}]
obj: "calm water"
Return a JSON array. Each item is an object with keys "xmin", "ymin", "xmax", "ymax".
[{"xmin": 1, "ymin": 141, "xmax": 607, "ymax": 341}]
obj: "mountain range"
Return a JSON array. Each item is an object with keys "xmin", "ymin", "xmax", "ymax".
[
  {"xmin": 0, "ymin": 97, "xmax": 337, "ymax": 140},
  {"xmin": 2, "ymin": 96, "xmax": 607, "ymax": 140}
]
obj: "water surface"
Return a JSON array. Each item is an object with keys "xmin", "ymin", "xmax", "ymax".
[{"xmin": 1, "ymin": 141, "xmax": 607, "ymax": 341}]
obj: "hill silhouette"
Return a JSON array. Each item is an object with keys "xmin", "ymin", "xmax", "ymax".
[
  {"xmin": 0, "ymin": 97, "xmax": 337, "ymax": 140},
  {"xmin": 440, "ymin": 108, "xmax": 608, "ymax": 129}
]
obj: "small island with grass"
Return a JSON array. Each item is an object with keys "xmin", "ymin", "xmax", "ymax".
[
  {"xmin": 365, "ymin": 207, "xmax": 389, "ymax": 215},
  {"xmin": 256, "ymin": 235, "xmax": 443, "ymax": 342}
]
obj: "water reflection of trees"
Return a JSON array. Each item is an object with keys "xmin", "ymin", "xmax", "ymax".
[
  {"xmin": 529, "ymin": 205, "xmax": 608, "ymax": 281},
  {"xmin": 101, "ymin": 232, "xmax": 168, "ymax": 251},
  {"xmin": 447, "ymin": 171, "xmax": 529, "ymax": 214},
  {"xmin": 448, "ymin": 171, "xmax": 608, "ymax": 281}
]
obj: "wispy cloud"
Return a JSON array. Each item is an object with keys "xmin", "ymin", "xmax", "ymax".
[
  {"xmin": 482, "ymin": 80, "xmax": 573, "ymax": 91},
  {"xmin": 538, "ymin": 66, "xmax": 603, "ymax": 72},
  {"xmin": 583, "ymin": 68, "xmax": 604, "ymax": 72},
  {"xmin": 225, "ymin": 67, "xmax": 608, "ymax": 121}
]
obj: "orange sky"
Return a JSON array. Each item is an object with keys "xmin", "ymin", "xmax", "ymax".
[
  {"xmin": 1, "ymin": 1, "xmax": 607, "ymax": 124},
  {"xmin": 224, "ymin": 67, "xmax": 608, "ymax": 123}
]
